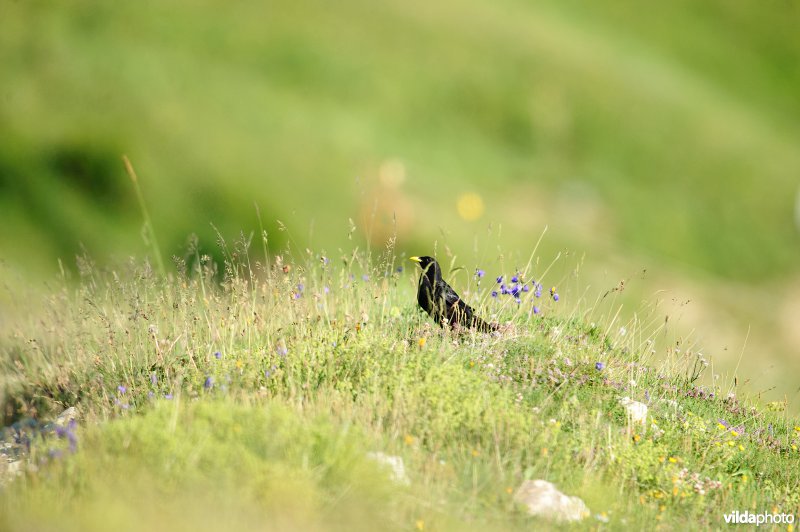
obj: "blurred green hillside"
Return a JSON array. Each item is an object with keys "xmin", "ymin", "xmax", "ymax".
[{"xmin": 1, "ymin": 1, "xmax": 799, "ymax": 402}]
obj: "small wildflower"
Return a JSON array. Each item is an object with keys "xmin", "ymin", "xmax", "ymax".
[
  {"xmin": 596, "ymin": 512, "xmax": 609, "ymax": 523},
  {"xmin": 471, "ymin": 449, "xmax": 480, "ymax": 457},
  {"xmin": 404, "ymin": 434, "xmax": 415, "ymax": 446},
  {"xmin": 550, "ymin": 286, "xmax": 557, "ymax": 296},
  {"xmin": 730, "ymin": 430, "xmax": 739, "ymax": 437},
  {"xmin": 214, "ymin": 351, "xmax": 222, "ymax": 360},
  {"xmin": 475, "ymin": 269, "xmax": 485, "ymax": 278},
  {"xmin": 522, "ymin": 284, "xmax": 529, "ymax": 292},
  {"xmin": 553, "ymin": 293, "xmax": 560, "ymax": 302},
  {"xmin": 738, "ymin": 444, "xmax": 745, "ymax": 451},
  {"xmin": 658, "ymin": 456, "xmax": 665, "ymax": 463},
  {"xmin": 297, "ymin": 283, "xmax": 304, "ymax": 292},
  {"xmin": 277, "ymin": 346, "xmax": 288, "ymax": 356},
  {"xmin": 415, "ymin": 520, "xmax": 425, "ymax": 531},
  {"xmin": 150, "ymin": 373, "xmax": 158, "ymax": 385},
  {"xmin": 491, "ymin": 291, "xmax": 498, "ymax": 298},
  {"xmin": 117, "ymin": 385, "xmax": 127, "ymax": 395},
  {"xmin": 533, "ymin": 306, "xmax": 540, "ymax": 314},
  {"xmin": 668, "ymin": 457, "xmax": 677, "ymax": 463},
  {"xmin": 534, "ymin": 288, "xmax": 542, "ymax": 298},
  {"xmin": 595, "ymin": 361, "xmax": 605, "ymax": 371},
  {"xmin": 515, "ymin": 297, "xmax": 521, "ymax": 304},
  {"xmin": 632, "ymin": 434, "xmax": 641, "ymax": 443},
  {"xmin": 541, "ymin": 447, "xmax": 548, "ymax": 457},
  {"xmin": 204, "ymin": 376, "xmax": 213, "ymax": 389},
  {"xmin": 164, "ymin": 393, "xmax": 173, "ymax": 400},
  {"xmin": 235, "ymin": 359, "xmax": 244, "ymax": 370},
  {"xmin": 511, "ymin": 274, "xmax": 519, "ymax": 283},
  {"xmin": 362, "ymin": 274, "xmax": 369, "ymax": 281},
  {"xmin": 506, "ymin": 487, "xmax": 513, "ymax": 494},
  {"xmin": 418, "ymin": 337, "xmax": 427, "ymax": 348},
  {"xmin": 496, "ymin": 276, "xmax": 503, "ymax": 283}
]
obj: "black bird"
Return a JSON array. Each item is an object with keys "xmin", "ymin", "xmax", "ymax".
[{"xmin": 410, "ymin": 256, "xmax": 497, "ymax": 333}]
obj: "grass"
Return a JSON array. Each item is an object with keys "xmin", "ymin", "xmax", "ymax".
[{"xmin": 1, "ymin": 238, "xmax": 798, "ymax": 530}]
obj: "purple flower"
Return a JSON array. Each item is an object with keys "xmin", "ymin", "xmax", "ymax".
[
  {"xmin": 491, "ymin": 291, "xmax": 498, "ymax": 298},
  {"xmin": 324, "ymin": 286, "xmax": 330, "ymax": 294},
  {"xmin": 553, "ymin": 293, "xmax": 560, "ymax": 302},
  {"xmin": 718, "ymin": 418, "xmax": 730, "ymax": 429},
  {"xmin": 164, "ymin": 393, "xmax": 173, "ymax": 400},
  {"xmin": 595, "ymin": 362, "xmax": 605, "ymax": 371},
  {"xmin": 500, "ymin": 284, "xmax": 508, "ymax": 295},
  {"xmin": 214, "ymin": 351, "xmax": 222, "ymax": 360},
  {"xmin": 204, "ymin": 376, "xmax": 213, "ymax": 389},
  {"xmin": 510, "ymin": 285, "xmax": 521, "ymax": 297},
  {"xmin": 534, "ymin": 288, "xmax": 542, "ymax": 298},
  {"xmin": 293, "ymin": 292, "xmax": 301, "ymax": 299},
  {"xmin": 511, "ymin": 275, "xmax": 519, "ymax": 283},
  {"xmin": 522, "ymin": 284, "xmax": 530, "ymax": 292},
  {"xmin": 515, "ymin": 297, "xmax": 521, "ymax": 304},
  {"xmin": 533, "ymin": 306, "xmax": 540, "ymax": 314},
  {"xmin": 117, "ymin": 385, "xmax": 127, "ymax": 395},
  {"xmin": 277, "ymin": 346, "xmax": 288, "ymax": 357},
  {"xmin": 645, "ymin": 390, "xmax": 651, "ymax": 402},
  {"xmin": 362, "ymin": 274, "xmax": 370, "ymax": 281},
  {"xmin": 297, "ymin": 283, "xmax": 304, "ymax": 292},
  {"xmin": 496, "ymin": 276, "xmax": 503, "ymax": 284},
  {"xmin": 151, "ymin": 373, "xmax": 158, "ymax": 384},
  {"xmin": 476, "ymin": 269, "xmax": 485, "ymax": 278}
]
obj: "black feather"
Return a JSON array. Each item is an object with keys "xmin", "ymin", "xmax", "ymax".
[{"xmin": 410, "ymin": 256, "xmax": 497, "ymax": 333}]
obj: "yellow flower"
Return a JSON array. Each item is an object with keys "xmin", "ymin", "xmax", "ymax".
[
  {"xmin": 668, "ymin": 457, "xmax": 677, "ymax": 463},
  {"xmin": 415, "ymin": 520, "xmax": 425, "ymax": 531},
  {"xmin": 787, "ymin": 523, "xmax": 794, "ymax": 532},
  {"xmin": 728, "ymin": 441, "xmax": 735, "ymax": 447},
  {"xmin": 717, "ymin": 423, "xmax": 727, "ymax": 431},
  {"xmin": 506, "ymin": 487, "xmax": 513, "ymax": 495},
  {"xmin": 469, "ymin": 361, "xmax": 475, "ymax": 368},
  {"xmin": 404, "ymin": 434, "xmax": 415, "ymax": 446},
  {"xmin": 541, "ymin": 447, "xmax": 549, "ymax": 457},
  {"xmin": 633, "ymin": 434, "xmax": 641, "ymax": 443},
  {"xmin": 792, "ymin": 444, "xmax": 798, "ymax": 451},
  {"xmin": 672, "ymin": 486, "xmax": 679, "ymax": 496},
  {"xmin": 731, "ymin": 430, "xmax": 739, "ymax": 437},
  {"xmin": 738, "ymin": 444, "xmax": 745, "ymax": 451},
  {"xmin": 471, "ymin": 449, "xmax": 480, "ymax": 457},
  {"xmin": 794, "ymin": 426, "xmax": 800, "ymax": 432},
  {"xmin": 659, "ymin": 505, "xmax": 666, "ymax": 513},
  {"xmin": 418, "ymin": 337, "xmax": 427, "ymax": 348},
  {"xmin": 235, "ymin": 359, "xmax": 244, "ymax": 370},
  {"xmin": 742, "ymin": 475, "xmax": 748, "ymax": 484},
  {"xmin": 658, "ymin": 456, "xmax": 665, "ymax": 464}
]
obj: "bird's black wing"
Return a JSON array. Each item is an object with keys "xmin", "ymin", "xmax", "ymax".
[{"xmin": 438, "ymin": 279, "xmax": 497, "ymax": 331}]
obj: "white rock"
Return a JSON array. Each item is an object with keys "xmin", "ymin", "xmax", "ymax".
[
  {"xmin": 620, "ymin": 397, "xmax": 648, "ymax": 425},
  {"xmin": 366, "ymin": 452, "xmax": 410, "ymax": 486},
  {"xmin": 55, "ymin": 407, "xmax": 79, "ymax": 426},
  {"xmin": 513, "ymin": 479, "xmax": 590, "ymax": 522}
]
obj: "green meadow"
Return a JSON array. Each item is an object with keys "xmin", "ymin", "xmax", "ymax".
[
  {"xmin": 1, "ymin": 0, "xmax": 800, "ymax": 528},
  {"xmin": 2, "ymin": 247, "xmax": 799, "ymax": 530}
]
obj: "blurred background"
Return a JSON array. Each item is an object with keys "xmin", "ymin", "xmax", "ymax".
[{"xmin": 1, "ymin": 0, "xmax": 798, "ymax": 408}]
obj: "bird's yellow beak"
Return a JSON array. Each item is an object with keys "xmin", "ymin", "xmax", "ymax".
[{"xmin": 409, "ymin": 256, "xmax": 422, "ymax": 263}]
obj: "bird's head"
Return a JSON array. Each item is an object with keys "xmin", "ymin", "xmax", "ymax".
[{"xmin": 409, "ymin": 256, "xmax": 441, "ymax": 279}]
